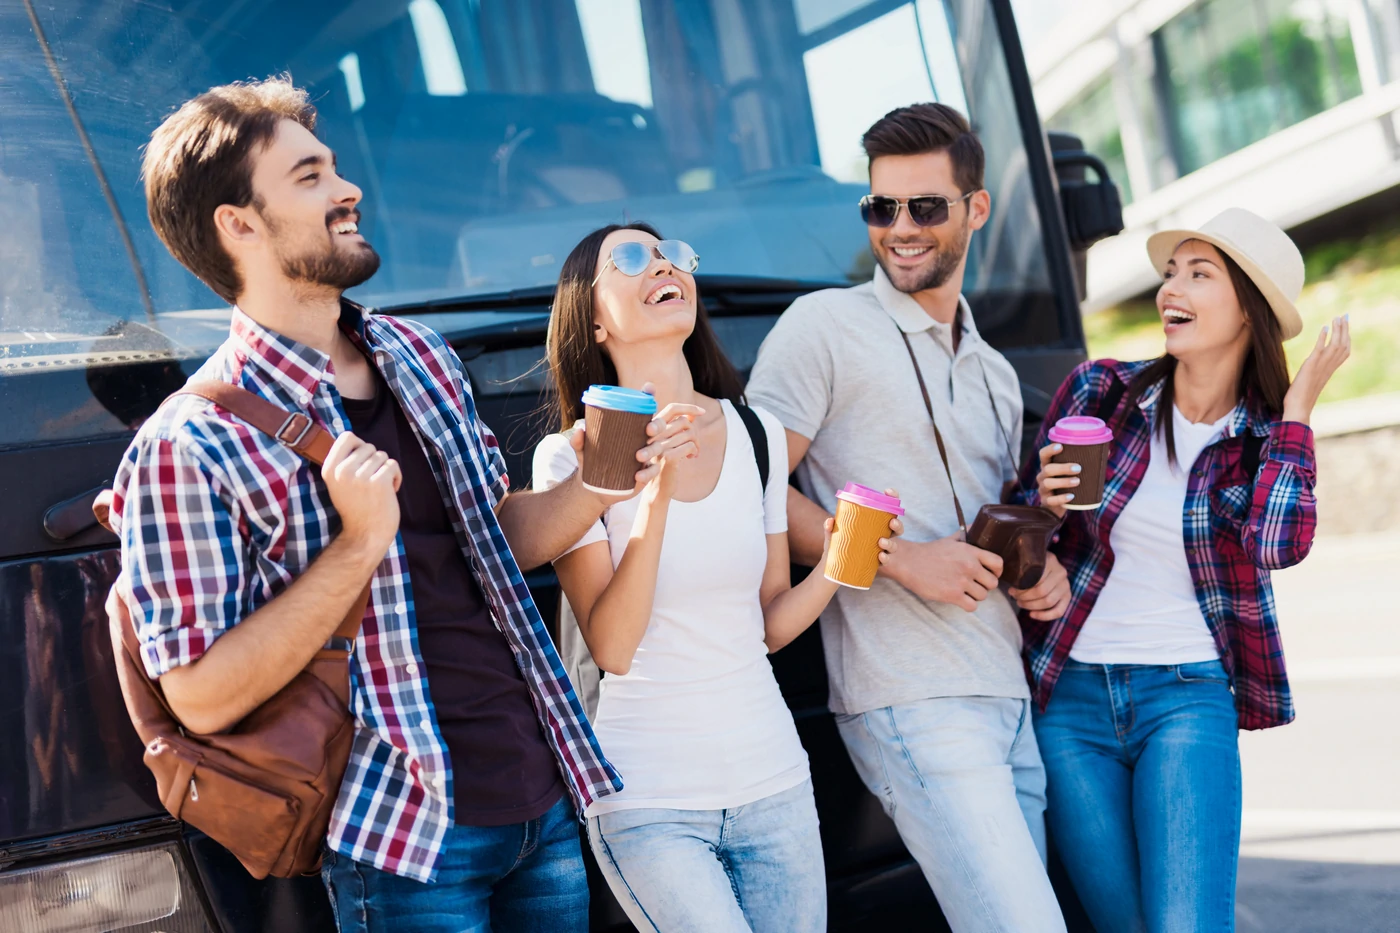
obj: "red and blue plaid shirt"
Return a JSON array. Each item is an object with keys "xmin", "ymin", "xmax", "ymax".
[
  {"xmin": 110, "ymin": 302, "xmax": 621, "ymax": 880},
  {"xmin": 1017, "ymin": 359, "xmax": 1317, "ymax": 730}
]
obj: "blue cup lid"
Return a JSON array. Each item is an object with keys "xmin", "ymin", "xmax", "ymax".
[{"xmin": 581, "ymin": 385, "xmax": 657, "ymax": 415}]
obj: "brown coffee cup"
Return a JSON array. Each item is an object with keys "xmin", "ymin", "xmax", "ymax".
[
  {"xmin": 824, "ymin": 484, "xmax": 904, "ymax": 590},
  {"xmin": 580, "ymin": 386, "xmax": 657, "ymax": 493},
  {"xmin": 1048, "ymin": 416, "xmax": 1114, "ymax": 510}
]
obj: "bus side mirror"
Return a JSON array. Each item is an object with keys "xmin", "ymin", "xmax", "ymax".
[{"xmin": 1053, "ymin": 149, "xmax": 1124, "ymax": 251}]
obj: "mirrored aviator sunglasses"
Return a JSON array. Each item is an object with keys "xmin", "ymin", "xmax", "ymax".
[
  {"xmin": 859, "ymin": 192, "xmax": 974, "ymax": 228},
  {"xmin": 594, "ymin": 239, "xmax": 700, "ymax": 286}
]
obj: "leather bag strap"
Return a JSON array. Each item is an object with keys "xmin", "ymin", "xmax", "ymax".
[
  {"xmin": 177, "ymin": 380, "xmax": 334, "ymax": 465},
  {"xmin": 168, "ymin": 379, "xmax": 370, "ymax": 649},
  {"xmin": 899, "ymin": 331, "xmax": 968, "ymax": 531}
]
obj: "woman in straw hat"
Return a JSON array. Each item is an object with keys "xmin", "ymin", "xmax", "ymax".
[{"xmin": 1017, "ymin": 208, "xmax": 1349, "ymax": 931}]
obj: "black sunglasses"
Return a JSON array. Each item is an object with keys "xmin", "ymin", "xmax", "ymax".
[{"xmin": 859, "ymin": 191, "xmax": 977, "ymax": 228}]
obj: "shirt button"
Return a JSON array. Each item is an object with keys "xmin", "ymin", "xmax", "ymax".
[
  {"xmin": 420, "ymin": 717, "xmax": 432, "ymax": 731},
  {"xmin": 1186, "ymin": 509, "xmax": 1194, "ymax": 517},
  {"xmin": 298, "ymin": 393, "xmax": 311, "ymax": 406},
  {"xmin": 395, "ymin": 603, "xmax": 407, "ymax": 616},
  {"xmin": 405, "ymin": 662, "xmax": 419, "ymax": 675}
]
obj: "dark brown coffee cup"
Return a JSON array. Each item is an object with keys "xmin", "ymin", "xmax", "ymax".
[{"xmin": 1048, "ymin": 416, "xmax": 1114, "ymax": 510}]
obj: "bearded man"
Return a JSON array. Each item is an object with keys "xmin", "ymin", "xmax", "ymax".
[
  {"xmin": 112, "ymin": 77, "xmax": 621, "ymax": 932},
  {"xmin": 746, "ymin": 103, "xmax": 1071, "ymax": 933}
]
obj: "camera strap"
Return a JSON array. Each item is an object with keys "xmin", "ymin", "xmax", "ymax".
[
  {"xmin": 898, "ymin": 328, "xmax": 1027, "ymax": 534},
  {"xmin": 899, "ymin": 330, "xmax": 967, "ymax": 531}
]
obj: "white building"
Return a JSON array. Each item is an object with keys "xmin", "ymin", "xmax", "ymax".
[{"xmin": 1026, "ymin": 0, "xmax": 1400, "ymax": 309}]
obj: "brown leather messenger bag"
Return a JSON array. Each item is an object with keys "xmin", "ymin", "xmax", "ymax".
[{"xmin": 93, "ymin": 380, "xmax": 372, "ymax": 879}]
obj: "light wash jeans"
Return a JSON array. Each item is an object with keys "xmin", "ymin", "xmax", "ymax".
[
  {"xmin": 836, "ymin": 696, "xmax": 1066, "ymax": 933},
  {"xmin": 1034, "ymin": 658, "xmax": 1242, "ymax": 933},
  {"xmin": 586, "ymin": 778, "xmax": 825, "ymax": 933},
  {"xmin": 322, "ymin": 796, "xmax": 586, "ymax": 933}
]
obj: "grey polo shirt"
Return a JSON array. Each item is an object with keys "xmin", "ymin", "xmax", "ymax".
[{"xmin": 746, "ymin": 266, "xmax": 1029, "ymax": 715}]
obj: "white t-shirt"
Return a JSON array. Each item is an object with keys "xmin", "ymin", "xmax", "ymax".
[
  {"xmin": 1071, "ymin": 405, "xmax": 1230, "ymax": 665},
  {"xmin": 532, "ymin": 400, "xmax": 809, "ymax": 815}
]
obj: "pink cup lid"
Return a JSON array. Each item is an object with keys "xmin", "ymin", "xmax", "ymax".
[
  {"xmin": 1048, "ymin": 416, "xmax": 1113, "ymax": 445},
  {"xmin": 836, "ymin": 482, "xmax": 905, "ymax": 515}
]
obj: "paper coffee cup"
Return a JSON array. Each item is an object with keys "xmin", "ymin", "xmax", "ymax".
[
  {"xmin": 824, "ymin": 484, "xmax": 904, "ymax": 590},
  {"xmin": 1048, "ymin": 416, "xmax": 1114, "ymax": 510},
  {"xmin": 580, "ymin": 386, "xmax": 657, "ymax": 493}
]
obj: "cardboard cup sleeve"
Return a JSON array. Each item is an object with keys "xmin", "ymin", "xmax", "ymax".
[
  {"xmin": 825, "ymin": 499, "xmax": 896, "ymax": 590},
  {"xmin": 581, "ymin": 405, "xmax": 653, "ymax": 492},
  {"xmin": 1052, "ymin": 441, "xmax": 1110, "ymax": 510}
]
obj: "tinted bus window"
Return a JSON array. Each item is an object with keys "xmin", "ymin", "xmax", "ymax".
[{"xmin": 1, "ymin": 0, "xmax": 1060, "ymax": 446}]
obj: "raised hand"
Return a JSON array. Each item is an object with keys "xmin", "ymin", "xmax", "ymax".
[
  {"xmin": 323, "ymin": 431, "xmax": 402, "ymax": 560},
  {"xmin": 1283, "ymin": 316, "xmax": 1351, "ymax": 425},
  {"xmin": 570, "ymin": 383, "xmax": 705, "ymax": 504}
]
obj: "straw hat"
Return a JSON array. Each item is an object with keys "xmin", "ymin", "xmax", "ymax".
[{"xmin": 1146, "ymin": 208, "xmax": 1305, "ymax": 340}]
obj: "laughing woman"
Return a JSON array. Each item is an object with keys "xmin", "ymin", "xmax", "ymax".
[
  {"xmin": 531, "ymin": 223, "xmax": 899, "ymax": 933},
  {"xmin": 1018, "ymin": 209, "xmax": 1349, "ymax": 933}
]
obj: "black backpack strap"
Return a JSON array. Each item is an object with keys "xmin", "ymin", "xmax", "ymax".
[
  {"xmin": 734, "ymin": 403, "xmax": 770, "ymax": 492},
  {"xmin": 1242, "ymin": 432, "xmax": 1264, "ymax": 480},
  {"xmin": 1095, "ymin": 374, "xmax": 1128, "ymax": 429}
]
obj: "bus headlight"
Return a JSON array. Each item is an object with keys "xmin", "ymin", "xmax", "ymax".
[{"xmin": 0, "ymin": 843, "xmax": 211, "ymax": 933}]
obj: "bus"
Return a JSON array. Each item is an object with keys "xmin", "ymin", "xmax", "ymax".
[{"xmin": 0, "ymin": 1, "xmax": 1120, "ymax": 929}]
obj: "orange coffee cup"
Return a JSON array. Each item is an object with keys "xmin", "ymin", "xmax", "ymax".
[{"xmin": 824, "ymin": 484, "xmax": 904, "ymax": 590}]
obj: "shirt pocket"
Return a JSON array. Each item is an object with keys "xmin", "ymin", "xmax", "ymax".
[{"xmin": 1209, "ymin": 481, "xmax": 1251, "ymax": 526}]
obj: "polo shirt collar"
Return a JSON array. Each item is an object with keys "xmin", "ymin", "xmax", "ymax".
[
  {"xmin": 872, "ymin": 264, "xmax": 980, "ymax": 345},
  {"xmin": 228, "ymin": 299, "xmax": 374, "ymax": 400}
]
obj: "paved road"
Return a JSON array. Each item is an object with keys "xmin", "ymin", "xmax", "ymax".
[{"xmin": 1236, "ymin": 531, "xmax": 1400, "ymax": 931}]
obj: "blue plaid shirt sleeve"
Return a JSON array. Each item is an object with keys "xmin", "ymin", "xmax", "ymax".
[
  {"xmin": 1240, "ymin": 420, "xmax": 1317, "ymax": 571},
  {"xmin": 117, "ymin": 432, "xmax": 248, "ymax": 679}
]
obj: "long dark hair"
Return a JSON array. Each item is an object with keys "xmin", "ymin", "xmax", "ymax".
[
  {"xmin": 1128, "ymin": 241, "xmax": 1292, "ymax": 462},
  {"xmin": 546, "ymin": 222, "xmax": 745, "ymax": 432}
]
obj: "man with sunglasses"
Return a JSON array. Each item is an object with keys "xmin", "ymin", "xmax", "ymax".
[{"xmin": 747, "ymin": 103, "xmax": 1070, "ymax": 932}]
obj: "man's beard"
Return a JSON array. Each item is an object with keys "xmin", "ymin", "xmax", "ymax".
[
  {"xmin": 259, "ymin": 204, "xmax": 381, "ymax": 291},
  {"xmin": 279, "ymin": 241, "xmax": 380, "ymax": 291},
  {"xmin": 875, "ymin": 218, "xmax": 971, "ymax": 294}
]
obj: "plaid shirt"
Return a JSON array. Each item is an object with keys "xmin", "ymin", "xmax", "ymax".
[
  {"xmin": 110, "ymin": 302, "xmax": 620, "ymax": 880},
  {"xmin": 1016, "ymin": 360, "xmax": 1317, "ymax": 730}
]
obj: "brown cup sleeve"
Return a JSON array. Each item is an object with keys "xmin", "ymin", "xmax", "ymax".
[{"xmin": 581, "ymin": 406, "xmax": 653, "ymax": 491}]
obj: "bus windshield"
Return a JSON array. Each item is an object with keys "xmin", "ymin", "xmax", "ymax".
[{"xmin": 1, "ymin": 0, "xmax": 1053, "ymax": 371}]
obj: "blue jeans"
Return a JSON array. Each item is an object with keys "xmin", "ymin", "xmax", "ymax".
[
  {"xmin": 321, "ymin": 796, "xmax": 587, "ymax": 933},
  {"xmin": 1034, "ymin": 659, "xmax": 1242, "ymax": 933},
  {"xmin": 836, "ymin": 697, "xmax": 1065, "ymax": 933},
  {"xmin": 586, "ymin": 778, "xmax": 825, "ymax": 933}
]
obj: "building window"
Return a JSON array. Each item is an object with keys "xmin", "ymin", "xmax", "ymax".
[
  {"xmin": 1155, "ymin": 0, "xmax": 1363, "ymax": 175},
  {"xmin": 1048, "ymin": 76, "xmax": 1134, "ymax": 204}
]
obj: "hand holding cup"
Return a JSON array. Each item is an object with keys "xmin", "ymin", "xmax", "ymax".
[
  {"xmin": 1036, "ymin": 443, "xmax": 1081, "ymax": 518},
  {"xmin": 576, "ymin": 383, "xmax": 704, "ymax": 502},
  {"xmin": 824, "ymin": 484, "xmax": 905, "ymax": 590}
]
